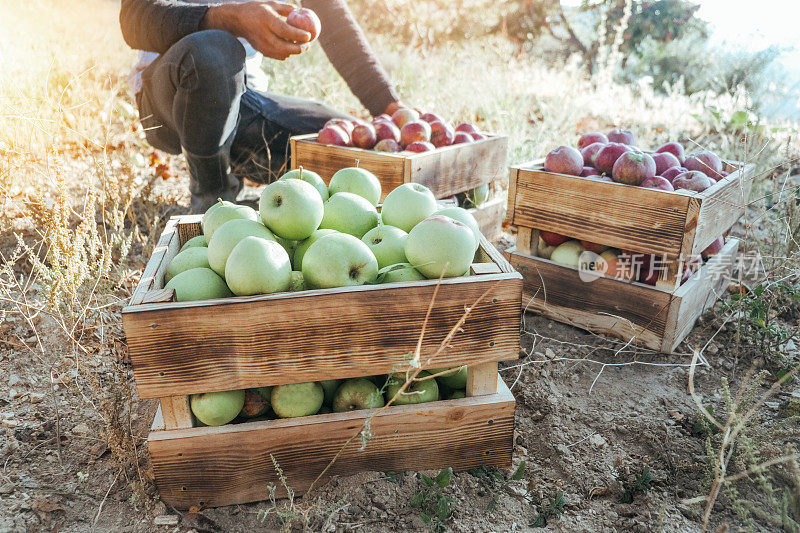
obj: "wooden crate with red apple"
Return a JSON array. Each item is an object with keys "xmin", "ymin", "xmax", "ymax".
[
  {"xmin": 122, "ymin": 214, "xmax": 521, "ymax": 508},
  {"xmin": 503, "ymin": 140, "xmax": 755, "ymax": 351}
]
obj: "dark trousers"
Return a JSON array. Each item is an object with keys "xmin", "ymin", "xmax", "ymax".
[{"xmin": 136, "ymin": 30, "xmax": 350, "ymax": 212}]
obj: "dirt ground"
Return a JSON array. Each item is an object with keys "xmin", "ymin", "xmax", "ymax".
[{"xmin": 1, "ymin": 194, "xmax": 798, "ymax": 532}]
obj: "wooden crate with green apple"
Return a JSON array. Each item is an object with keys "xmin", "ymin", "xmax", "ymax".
[{"xmin": 122, "ymin": 179, "xmax": 521, "ymax": 508}]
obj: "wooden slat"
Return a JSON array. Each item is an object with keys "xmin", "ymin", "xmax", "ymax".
[
  {"xmin": 470, "ymin": 263, "xmax": 502, "ymax": 275},
  {"xmin": 148, "ymin": 378, "xmax": 515, "ymax": 508},
  {"xmin": 516, "ymin": 227, "xmax": 533, "ymax": 255},
  {"xmin": 160, "ymin": 396, "xmax": 193, "ymax": 429},
  {"xmin": 406, "ymin": 136, "xmax": 508, "ymax": 199},
  {"xmin": 504, "ymin": 167, "xmax": 519, "ymax": 226},
  {"xmin": 662, "ymin": 239, "xmax": 739, "ymax": 351},
  {"xmin": 141, "ymin": 289, "xmax": 176, "ymax": 305},
  {"xmin": 506, "ymin": 247, "xmax": 674, "ymax": 350},
  {"xmin": 152, "ymin": 404, "xmax": 165, "ymax": 432},
  {"xmin": 123, "ymin": 274, "xmax": 522, "ymax": 398},
  {"xmin": 474, "ymin": 234, "xmax": 517, "ymax": 274},
  {"xmin": 130, "ymin": 218, "xmax": 182, "ymax": 305},
  {"xmin": 467, "ymin": 196, "xmax": 506, "ymax": 243},
  {"xmin": 466, "ymin": 362, "xmax": 499, "ymax": 396},
  {"xmin": 176, "ymin": 215, "xmax": 203, "ymax": 246},
  {"xmin": 291, "ymin": 134, "xmax": 508, "ymax": 200},
  {"xmin": 690, "ymin": 164, "xmax": 755, "ymax": 256}
]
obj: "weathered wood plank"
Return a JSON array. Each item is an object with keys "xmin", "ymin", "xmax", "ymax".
[
  {"xmin": 467, "ymin": 196, "xmax": 506, "ymax": 243},
  {"xmin": 148, "ymin": 378, "xmax": 515, "ymax": 508},
  {"xmin": 691, "ymin": 164, "xmax": 754, "ymax": 256},
  {"xmin": 504, "ymin": 167, "xmax": 519, "ymax": 226},
  {"xmin": 130, "ymin": 218, "xmax": 182, "ymax": 305},
  {"xmin": 470, "ymin": 263, "xmax": 502, "ymax": 275},
  {"xmin": 159, "ymin": 396, "xmax": 193, "ymax": 429},
  {"xmin": 466, "ymin": 362, "xmax": 499, "ymax": 396},
  {"xmin": 141, "ymin": 289, "xmax": 176, "ymax": 305},
  {"xmin": 124, "ymin": 273, "xmax": 522, "ymax": 398},
  {"xmin": 516, "ymin": 227, "xmax": 533, "ymax": 255}
]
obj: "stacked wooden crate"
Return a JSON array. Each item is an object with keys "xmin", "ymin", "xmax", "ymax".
[
  {"xmin": 503, "ymin": 159, "xmax": 755, "ymax": 352},
  {"xmin": 122, "ymin": 215, "xmax": 522, "ymax": 508},
  {"xmin": 290, "ymin": 133, "xmax": 508, "ymax": 241}
]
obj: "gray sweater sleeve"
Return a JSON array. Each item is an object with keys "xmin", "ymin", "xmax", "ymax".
[{"xmin": 303, "ymin": 0, "xmax": 400, "ymax": 116}]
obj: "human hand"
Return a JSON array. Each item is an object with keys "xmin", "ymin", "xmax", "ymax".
[{"xmin": 202, "ymin": 1, "xmax": 312, "ymax": 61}]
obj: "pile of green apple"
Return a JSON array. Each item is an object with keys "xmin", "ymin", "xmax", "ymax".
[
  {"xmin": 163, "ymin": 167, "xmax": 485, "ymax": 302},
  {"xmin": 189, "ymin": 367, "xmax": 470, "ymax": 426}
]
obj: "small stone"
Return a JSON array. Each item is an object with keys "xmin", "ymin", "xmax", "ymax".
[
  {"xmin": 0, "ymin": 483, "xmax": 15, "ymax": 495},
  {"xmin": 590, "ymin": 434, "xmax": 607, "ymax": 448},
  {"xmin": 28, "ymin": 393, "xmax": 45, "ymax": 404},
  {"xmin": 153, "ymin": 515, "xmax": 179, "ymax": 526},
  {"xmin": 706, "ymin": 344, "xmax": 718, "ymax": 354},
  {"xmin": 72, "ymin": 423, "xmax": 90, "ymax": 435}
]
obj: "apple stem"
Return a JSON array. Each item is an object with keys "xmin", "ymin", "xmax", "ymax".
[{"xmin": 354, "ymin": 159, "xmax": 360, "ymax": 168}]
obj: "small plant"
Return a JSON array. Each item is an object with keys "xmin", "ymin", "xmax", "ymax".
[
  {"xmin": 530, "ymin": 490, "xmax": 566, "ymax": 528},
  {"xmin": 468, "ymin": 461, "xmax": 527, "ymax": 511},
  {"xmin": 410, "ymin": 468, "xmax": 455, "ymax": 532},
  {"xmin": 618, "ymin": 466, "xmax": 654, "ymax": 503}
]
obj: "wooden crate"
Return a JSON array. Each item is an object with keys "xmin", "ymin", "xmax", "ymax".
[
  {"xmin": 468, "ymin": 196, "xmax": 507, "ymax": 243},
  {"xmin": 290, "ymin": 133, "xmax": 508, "ymax": 200},
  {"xmin": 122, "ymin": 215, "xmax": 522, "ymax": 507},
  {"xmin": 504, "ymin": 239, "xmax": 739, "ymax": 352},
  {"xmin": 506, "ymin": 159, "xmax": 754, "ymax": 291}
]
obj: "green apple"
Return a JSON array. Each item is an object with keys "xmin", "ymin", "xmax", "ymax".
[
  {"xmin": 361, "ymin": 225, "xmax": 408, "ymax": 269},
  {"xmin": 278, "ymin": 167, "xmax": 329, "ymax": 201},
  {"xmin": 259, "ymin": 179, "xmax": 324, "ymax": 240},
  {"xmin": 468, "ymin": 183, "xmax": 489, "ymax": 207},
  {"xmin": 378, "ymin": 262, "xmax": 425, "ymax": 283},
  {"xmin": 550, "ymin": 240, "xmax": 584, "ymax": 268},
  {"xmin": 201, "ymin": 200, "xmax": 258, "ymax": 243},
  {"xmin": 319, "ymin": 379, "xmax": 341, "ymax": 406},
  {"xmin": 180, "ymin": 235, "xmax": 208, "ymax": 252},
  {"xmin": 271, "ymin": 382, "xmax": 324, "ymax": 418},
  {"xmin": 319, "ymin": 192, "xmax": 379, "ymax": 238},
  {"xmin": 429, "ymin": 366, "xmax": 467, "ymax": 389},
  {"xmin": 449, "ymin": 390, "xmax": 466, "ymax": 399},
  {"xmin": 385, "ymin": 372, "xmax": 439, "ymax": 405},
  {"xmin": 224, "ymin": 237, "xmax": 292, "ymax": 296},
  {"xmin": 434, "ymin": 206, "xmax": 481, "ymax": 251},
  {"xmin": 165, "ymin": 246, "xmax": 210, "ymax": 283},
  {"xmin": 239, "ymin": 387, "xmax": 272, "ymax": 418},
  {"xmin": 190, "ymin": 389, "xmax": 245, "ymax": 426},
  {"xmin": 328, "ymin": 167, "xmax": 382, "ymax": 206},
  {"xmin": 207, "ymin": 219, "xmax": 275, "ymax": 276},
  {"xmin": 165, "ymin": 267, "xmax": 232, "ymax": 301},
  {"xmin": 288, "ymin": 270, "xmax": 306, "ymax": 292},
  {"xmin": 302, "ymin": 233, "xmax": 379, "ymax": 288},
  {"xmin": 317, "ymin": 405, "xmax": 332, "ymax": 414},
  {"xmin": 332, "ymin": 378, "xmax": 385, "ymax": 412},
  {"xmin": 293, "ymin": 228, "xmax": 337, "ymax": 270},
  {"xmin": 275, "ymin": 236, "xmax": 298, "ymax": 259},
  {"xmin": 405, "ymin": 215, "xmax": 476, "ymax": 279},
  {"xmin": 381, "ymin": 183, "xmax": 437, "ymax": 232}
]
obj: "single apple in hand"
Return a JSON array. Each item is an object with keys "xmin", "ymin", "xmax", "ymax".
[
  {"xmin": 332, "ymin": 378, "xmax": 385, "ymax": 412},
  {"xmin": 190, "ymin": 389, "xmax": 245, "ymax": 426},
  {"xmin": 302, "ymin": 232, "xmax": 379, "ymax": 288},
  {"xmin": 271, "ymin": 382, "xmax": 324, "ymax": 418},
  {"xmin": 328, "ymin": 167, "xmax": 382, "ymax": 206},
  {"xmin": 287, "ymin": 7, "xmax": 321, "ymax": 41}
]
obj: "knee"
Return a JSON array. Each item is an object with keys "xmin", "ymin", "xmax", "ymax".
[{"xmin": 178, "ymin": 30, "xmax": 245, "ymax": 78}]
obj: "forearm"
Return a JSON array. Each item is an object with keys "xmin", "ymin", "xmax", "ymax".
[
  {"xmin": 303, "ymin": 0, "xmax": 399, "ymax": 116},
  {"xmin": 120, "ymin": 0, "xmax": 209, "ymax": 53}
]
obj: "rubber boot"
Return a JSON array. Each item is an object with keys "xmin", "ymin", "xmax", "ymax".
[{"xmin": 184, "ymin": 142, "xmax": 243, "ymax": 214}]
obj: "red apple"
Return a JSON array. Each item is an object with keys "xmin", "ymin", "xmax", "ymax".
[
  {"xmin": 471, "ymin": 132, "xmax": 487, "ymax": 141},
  {"xmin": 580, "ymin": 240, "xmax": 607, "ymax": 254},
  {"xmin": 391, "ymin": 108, "xmax": 419, "ymax": 128},
  {"xmin": 287, "ymin": 7, "xmax": 321, "ymax": 41},
  {"xmin": 351, "ymin": 123, "xmax": 377, "ymax": 149},
  {"xmin": 324, "ymin": 118, "xmax": 353, "ymax": 137},
  {"xmin": 453, "ymin": 132, "xmax": 474, "ymax": 144},
  {"xmin": 455, "ymin": 123, "xmax": 478, "ymax": 135},
  {"xmin": 701, "ymin": 237, "xmax": 724, "ymax": 259},
  {"xmin": 375, "ymin": 113, "xmax": 392, "ymax": 121},
  {"xmin": 672, "ymin": 171, "xmax": 713, "ymax": 192},
  {"xmin": 641, "ymin": 175, "xmax": 675, "ymax": 192},
  {"xmin": 374, "ymin": 120, "xmax": 401, "ymax": 143},
  {"xmin": 684, "ymin": 150, "xmax": 723, "ymax": 178},
  {"xmin": 374, "ymin": 139, "xmax": 402, "ymax": 152},
  {"xmin": 580, "ymin": 142, "xmax": 606, "ymax": 167},
  {"xmin": 611, "ymin": 151, "xmax": 656, "ymax": 186},
  {"xmin": 651, "ymin": 152, "xmax": 681, "ymax": 175},
  {"xmin": 577, "ymin": 132, "xmax": 609, "ymax": 150},
  {"xmin": 317, "ymin": 125, "xmax": 349, "ymax": 146},
  {"xmin": 405, "ymin": 141, "xmax": 435, "ymax": 153},
  {"xmin": 607, "ymin": 128, "xmax": 635, "ymax": 145},
  {"xmin": 420, "ymin": 112, "xmax": 445, "ymax": 124},
  {"xmin": 544, "ymin": 145, "xmax": 584, "ymax": 176},
  {"xmin": 580, "ymin": 166, "xmax": 600, "ymax": 177},
  {"xmin": 661, "ymin": 166, "xmax": 688, "ymax": 183},
  {"xmin": 400, "ymin": 120, "xmax": 431, "ymax": 147},
  {"xmin": 430, "ymin": 121, "xmax": 455, "ymax": 147},
  {"xmin": 656, "ymin": 141, "xmax": 685, "ymax": 163},
  {"xmin": 594, "ymin": 142, "xmax": 633, "ymax": 174},
  {"xmin": 540, "ymin": 231, "xmax": 569, "ymax": 247}
]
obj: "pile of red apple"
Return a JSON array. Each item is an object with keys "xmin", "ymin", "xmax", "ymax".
[
  {"xmin": 316, "ymin": 109, "xmax": 487, "ymax": 153},
  {"xmin": 543, "ymin": 129, "xmax": 731, "ymax": 193},
  {"xmin": 532, "ymin": 230, "xmax": 726, "ymax": 286}
]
